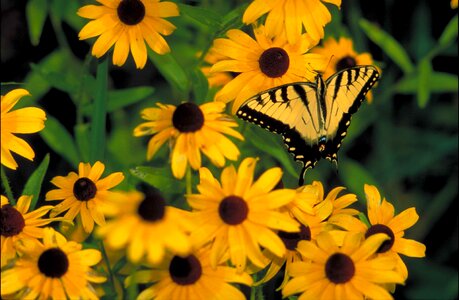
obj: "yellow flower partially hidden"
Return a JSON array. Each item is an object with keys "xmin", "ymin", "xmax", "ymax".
[
  {"xmin": 1, "ymin": 195, "xmax": 60, "ymax": 267},
  {"xmin": 282, "ymin": 232, "xmax": 405, "ymax": 300},
  {"xmin": 452, "ymin": 0, "xmax": 458, "ymax": 9},
  {"xmin": 329, "ymin": 184, "xmax": 426, "ymax": 280},
  {"xmin": 130, "ymin": 246, "xmax": 253, "ymax": 300},
  {"xmin": 1, "ymin": 227, "xmax": 105, "ymax": 300},
  {"xmin": 78, "ymin": 0, "xmax": 179, "ymax": 69},
  {"xmin": 133, "ymin": 101, "xmax": 244, "ymax": 179},
  {"xmin": 45, "ymin": 161, "xmax": 125, "ymax": 233},
  {"xmin": 1, "ymin": 88, "xmax": 46, "ymax": 170},
  {"xmin": 97, "ymin": 190, "xmax": 192, "ymax": 264},
  {"xmin": 311, "ymin": 37, "xmax": 380, "ymax": 102},
  {"xmin": 187, "ymin": 157, "xmax": 300, "ymax": 273},
  {"xmin": 210, "ymin": 26, "xmax": 326, "ymax": 113},
  {"xmin": 243, "ymin": 0, "xmax": 342, "ymax": 44}
]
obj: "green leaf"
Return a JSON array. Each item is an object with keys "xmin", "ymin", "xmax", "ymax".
[
  {"xmin": 22, "ymin": 154, "xmax": 50, "ymax": 210},
  {"xmin": 190, "ymin": 68, "xmax": 209, "ymax": 104},
  {"xmin": 359, "ymin": 19, "xmax": 414, "ymax": 74},
  {"xmin": 439, "ymin": 15, "xmax": 458, "ymax": 48},
  {"xmin": 339, "ymin": 159, "xmax": 378, "ymax": 199},
  {"xmin": 245, "ymin": 126, "xmax": 298, "ymax": 178},
  {"xmin": 130, "ymin": 166, "xmax": 184, "ymax": 194},
  {"xmin": 30, "ymin": 64, "xmax": 79, "ymax": 94},
  {"xmin": 178, "ymin": 3, "xmax": 222, "ymax": 29},
  {"xmin": 26, "ymin": 0, "xmax": 48, "ymax": 46},
  {"xmin": 40, "ymin": 115, "xmax": 79, "ymax": 167},
  {"xmin": 149, "ymin": 51, "xmax": 189, "ymax": 95},
  {"xmin": 395, "ymin": 72, "xmax": 458, "ymax": 94},
  {"xmin": 82, "ymin": 87, "xmax": 155, "ymax": 114},
  {"xmin": 417, "ymin": 58, "xmax": 432, "ymax": 107}
]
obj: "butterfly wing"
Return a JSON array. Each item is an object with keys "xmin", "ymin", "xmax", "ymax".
[
  {"xmin": 236, "ymin": 82, "xmax": 323, "ymax": 175},
  {"xmin": 321, "ymin": 65, "xmax": 380, "ymax": 162}
]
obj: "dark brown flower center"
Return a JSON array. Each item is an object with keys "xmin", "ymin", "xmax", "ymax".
[
  {"xmin": 172, "ymin": 103, "xmax": 205, "ymax": 133},
  {"xmin": 169, "ymin": 255, "xmax": 202, "ymax": 285},
  {"xmin": 335, "ymin": 55, "xmax": 357, "ymax": 71},
  {"xmin": 259, "ymin": 47, "xmax": 290, "ymax": 78},
  {"xmin": 365, "ymin": 224, "xmax": 395, "ymax": 253},
  {"xmin": 0, "ymin": 204, "xmax": 25, "ymax": 237},
  {"xmin": 325, "ymin": 253, "xmax": 355, "ymax": 284},
  {"xmin": 137, "ymin": 192, "xmax": 166, "ymax": 222},
  {"xmin": 219, "ymin": 196, "xmax": 248, "ymax": 225},
  {"xmin": 38, "ymin": 247, "xmax": 69, "ymax": 278},
  {"xmin": 73, "ymin": 177, "xmax": 97, "ymax": 201},
  {"xmin": 117, "ymin": 0, "xmax": 146, "ymax": 25},
  {"xmin": 278, "ymin": 224, "xmax": 311, "ymax": 250}
]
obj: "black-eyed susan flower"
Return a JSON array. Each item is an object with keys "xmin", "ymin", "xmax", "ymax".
[
  {"xmin": 129, "ymin": 246, "xmax": 253, "ymax": 300},
  {"xmin": 311, "ymin": 36, "xmax": 380, "ymax": 102},
  {"xmin": 78, "ymin": 0, "xmax": 179, "ymax": 69},
  {"xmin": 1, "ymin": 227, "xmax": 105, "ymax": 300},
  {"xmin": 200, "ymin": 48, "xmax": 233, "ymax": 89},
  {"xmin": 243, "ymin": 0, "xmax": 342, "ymax": 45},
  {"xmin": 282, "ymin": 231, "xmax": 405, "ymax": 300},
  {"xmin": 97, "ymin": 190, "xmax": 192, "ymax": 264},
  {"xmin": 45, "ymin": 161, "xmax": 124, "ymax": 233},
  {"xmin": 1, "ymin": 195, "xmax": 61, "ymax": 267},
  {"xmin": 187, "ymin": 157, "xmax": 300, "ymax": 273},
  {"xmin": 452, "ymin": 0, "xmax": 458, "ymax": 9},
  {"xmin": 328, "ymin": 184, "xmax": 426, "ymax": 280},
  {"xmin": 133, "ymin": 101, "xmax": 244, "ymax": 179},
  {"xmin": 1, "ymin": 88, "xmax": 46, "ymax": 170},
  {"xmin": 210, "ymin": 26, "xmax": 326, "ymax": 113}
]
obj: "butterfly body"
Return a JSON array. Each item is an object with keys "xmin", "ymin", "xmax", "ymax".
[{"xmin": 237, "ymin": 66, "xmax": 380, "ymax": 185}]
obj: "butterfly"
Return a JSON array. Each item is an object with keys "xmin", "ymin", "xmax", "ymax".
[{"xmin": 236, "ymin": 65, "xmax": 380, "ymax": 186}]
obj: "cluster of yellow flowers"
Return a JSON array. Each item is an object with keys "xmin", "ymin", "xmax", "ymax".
[{"xmin": 1, "ymin": 1, "xmax": 427, "ymax": 300}]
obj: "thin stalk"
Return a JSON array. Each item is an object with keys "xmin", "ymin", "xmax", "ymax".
[
  {"xmin": 1, "ymin": 166, "xmax": 15, "ymax": 204},
  {"xmin": 90, "ymin": 58, "xmax": 108, "ymax": 163}
]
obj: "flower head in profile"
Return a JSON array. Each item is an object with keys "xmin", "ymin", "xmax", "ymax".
[
  {"xmin": 210, "ymin": 26, "xmax": 326, "ymax": 113},
  {"xmin": 97, "ymin": 189, "xmax": 192, "ymax": 264},
  {"xmin": 45, "ymin": 161, "xmax": 125, "ymax": 233},
  {"xmin": 328, "ymin": 184, "xmax": 426, "ymax": 280},
  {"xmin": 1, "ymin": 227, "xmax": 105, "ymax": 300},
  {"xmin": 129, "ymin": 246, "xmax": 252, "ymax": 300},
  {"xmin": 1, "ymin": 88, "xmax": 46, "ymax": 170},
  {"xmin": 187, "ymin": 157, "xmax": 300, "ymax": 273},
  {"xmin": 282, "ymin": 231, "xmax": 405, "ymax": 300},
  {"xmin": 452, "ymin": 0, "xmax": 458, "ymax": 9},
  {"xmin": 311, "ymin": 37, "xmax": 380, "ymax": 101},
  {"xmin": 200, "ymin": 48, "xmax": 234, "ymax": 89},
  {"xmin": 1, "ymin": 195, "xmax": 61, "ymax": 267},
  {"xmin": 78, "ymin": 0, "xmax": 179, "ymax": 69},
  {"xmin": 243, "ymin": 0, "xmax": 342, "ymax": 45},
  {"xmin": 133, "ymin": 101, "xmax": 244, "ymax": 179}
]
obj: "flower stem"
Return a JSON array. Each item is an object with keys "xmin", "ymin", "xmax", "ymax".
[
  {"xmin": 90, "ymin": 58, "xmax": 108, "ymax": 163},
  {"xmin": 99, "ymin": 240, "xmax": 116, "ymax": 293},
  {"xmin": 1, "ymin": 166, "xmax": 15, "ymax": 205},
  {"xmin": 186, "ymin": 165, "xmax": 192, "ymax": 195}
]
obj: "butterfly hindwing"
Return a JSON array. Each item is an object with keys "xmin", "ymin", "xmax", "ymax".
[{"xmin": 236, "ymin": 65, "xmax": 380, "ymax": 185}]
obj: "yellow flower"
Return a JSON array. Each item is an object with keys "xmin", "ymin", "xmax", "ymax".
[
  {"xmin": 45, "ymin": 161, "xmax": 125, "ymax": 233},
  {"xmin": 200, "ymin": 48, "xmax": 234, "ymax": 89},
  {"xmin": 133, "ymin": 101, "xmax": 244, "ymax": 179},
  {"xmin": 311, "ymin": 37, "xmax": 380, "ymax": 101},
  {"xmin": 1, "ymin": 227, "xmax": 105, "ymax": 300},
  {"xmin": 243, "ymin": 0, "xmax": 342, "ymax": 44},
  {"xmin": 97, "ymin": 190, "xmax": 192, "ymax": 264},
  {"xmin": 328, "ymin": 184, "xmax": 426, "ymax": 280},
  {"xmin": 210, "ymin": 26, "xmax": 326, "ymax": 113},
  {"xmin": 78, "ymin": 0, "xmax": 179, "ymax": 69},
  {"xmin": 187, "ymin": 157, "xmax": 300, "ymax": 273},
  {"xmin": 1, "ymin": 195, "xmax": 60, "ymax": 267},
  {"xmin": 282, "ymin": 231, "xmax": 405, "ymax": 300},
  {"xmin": 1, "ymin": 88, "xmax": 46, "ymax": 170},
  {"xmin": 129, "ymin": 246, "xmax": 253, "ymax": 300},
  {"xmin": 452, "ymin": 0, "xmax": 458, "ymax": 9}
]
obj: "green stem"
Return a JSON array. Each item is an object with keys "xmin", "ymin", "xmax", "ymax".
[
  {"xmin": 1, "ymin": 166, "xmax": 15, "ymax": 204},
  {"xmin": 186, "ymin": 165, "xmax": 192, "ymax": 195},
  {"xmin": 90, "ymin": 58, "xmax": 108, "ymax": 163},
  {"xmin": 99, "ymin": 240, "xmax": 116, "ymax": 293}
]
